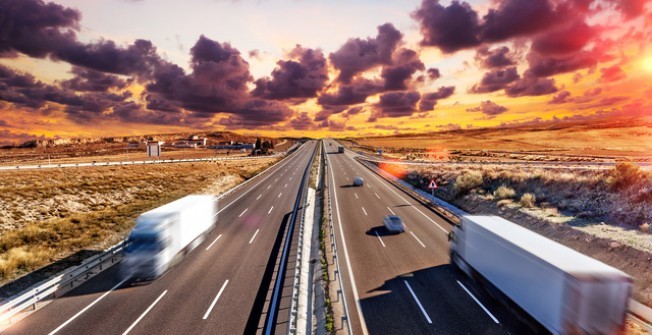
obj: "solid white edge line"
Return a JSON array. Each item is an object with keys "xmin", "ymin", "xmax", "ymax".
[
  {"xmin": 206, "ymin": 234, "xmax": 223, "ymax": 251},
  {"xmin": 238, "ymin": 208, "xmax": 248, "ymax": 217},
  {"xmin": 361, "ymin": 207, "xmax": 367, "ymax": 216},
  {"xmin": 403, "ymin": 280, "xmax": 432, "ymax": 324},
  {"xmin": 374, "ymin": 231, "xmax": 386, "ymax": 248},
  {"xmin": 327, "ymin": 148, "xmax": 370, "ymax": 335},
  {"xmin": 409, "ymin": 231, "xmax": 426, "ymax": 248},
  {"xmin": 249, "ymin": 229, "xmax": 260, "ymax": 244},
  {"xmin": 387, "ymin": 206, "xmax": 396, "ymax": 215},
  {"xmin": 216, "ymin": 149, "xmax": 299, "ymax": 215},
  {"xmin": 268, "ymin": 206, "xmax": 274, "ymax": 214},
  {"xmin": 457, "ymin": 280, "xmax": 500, "ymax": 324},
  {"xmin": 121, "ymin": 290, "xmax": 168, "ymax": 335},
  {"xmin": 48, "ymin": 277, "xmax": 130, "ymax": 335},
  {"xmin": 202, "ymin": 280, "xmax": 229, "ymax": 320}
]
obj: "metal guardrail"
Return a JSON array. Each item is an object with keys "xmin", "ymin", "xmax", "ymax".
[
  {"xmin": 287, "ymin": 144, "xmax": 320, "ymax": 334},
  {"xmin": 0, "ymin": 145, "xmax": 304, "ymax": 327},
  {"xmin": 324, "ymin": 144, "xmax": 353, "ymax": 335},
  {"xmin": 356, "ymin": 155, "xmax": 652, "ymax": 330},
  {"xmin": 0, "ymin": 242, "xmax": 124, "ymax": 325},
  {"xmin": 0, "ymin": 153, "xmax": 285, "ymax": 171},
  {"xmin": 263, "ymin": 142, "xmax": 318, "ymax": 335}
]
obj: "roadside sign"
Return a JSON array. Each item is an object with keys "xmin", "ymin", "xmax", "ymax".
[{"xmin": 428, "ymin": 180, "xmax": 437, "ymax": 189}]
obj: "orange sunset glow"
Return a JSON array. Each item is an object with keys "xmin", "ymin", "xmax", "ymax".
[{"xmin": 0, "ymin": 0, "xmax": 651, "ymax": 145}]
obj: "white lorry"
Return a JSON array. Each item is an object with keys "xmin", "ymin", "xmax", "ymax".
[
  {"xmin": 449, "ymin": 215, "xmax": 632, "ymax": 334},
  {"xmin": 121, "ymin": 195, "xmax": 217, "ymax": 280}
]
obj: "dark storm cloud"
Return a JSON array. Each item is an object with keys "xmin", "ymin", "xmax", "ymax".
[
  {"xmin": 466, "ymin": 100, "xmax": 508, "ymax": 117},
  {"xmin": 504, "ymin": 71, "xmax": 558, "ymax": 97},
  {"xmin": 317, "ymin": 79, "xmax": 384, "ymax": 108},
  {"xmin": 218, "ymin": 99, "xmax": 294, "ymax": 128},
  {"xmin": 480, "ymin": 0, "xmax": 567, "ymax": 42},
  {"xmin": 419, "ymin": 86, "xmax": 455, "ymax": 111},
  {"xmin": 475, "ymin": 46, "xmax": 516, "ymax": 68},
  {"xmin": 373, "ymin": 91, "xmax": 421, "ymax": 118},
  {"xmin": 412, "ymin": 0, "xmax": 481, "ymax": 53},
  {"xmin": 61, "ymin": 67, "xmax": 128, "ymax": 92},
  {"xmin": 470, "ymin": 67, "xmax": 519, "ymax": 93},
  {"xmin": 531, "ymin": 21, "xmax": 597, "ymax": 55},
  {"xmin": 548, "ymin": 90, "xmax": 572, "ymax": 104},
  {"xmin": 329, "ymin": 23, "xmax": 402, "ymax": 83},
  {"xmin": 526, "ymin": 51, "xmax": 599, "ymax": 78},
  {"xmin": 252, "ymin": 46, "xmax": 328, "ymax": 100},
  {"xmin": 381, "ymin": 48, "xmax": 425, "ymax": 90},
  {"xmin": 0, "ymin": 0, "xmax": 80, "ymax": 58},
  {"xmin": 427, "ymin": 68, "xmax": 441, "ymax": 80},
  {"xmin": 600, "ymin": 65, "xmax": 627, "ymax": 82},
  {"xmin": 147, "ymin": 35, "xmax": 252, "ymax": 114},
  {"xmin": 54, "ymin": 39, "xmax": 163, "ymax": 78},
  {"xmin": 289, "ymin": 112, "xmax": 317, "ymax": 130}
]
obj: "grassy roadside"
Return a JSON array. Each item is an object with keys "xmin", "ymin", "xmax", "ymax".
[{"xmin": 0, "ymin": 158, "xmax": 278, "ymax": 285}]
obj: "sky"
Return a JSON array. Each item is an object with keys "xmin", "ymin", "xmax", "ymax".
[{"xmin": 0, "ymin": 0, "xmax": 651, "ymax": 144}]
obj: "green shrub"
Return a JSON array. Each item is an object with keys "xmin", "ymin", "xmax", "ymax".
[
  {"xmin": 454, "ymin": 171, "xmax": 483, "ymax": 196},
  {"xmin": 493, "ymin": 185, "xmax": 516, "ymax": 200},
  {"xmin": 520, "ymin": 193, "xmax": 536, "ymax": 208}
]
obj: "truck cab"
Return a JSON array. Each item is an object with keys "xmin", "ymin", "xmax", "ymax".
[{"xmin": 122, "ymin": 216, "xmax": 175, "ymax": 280}]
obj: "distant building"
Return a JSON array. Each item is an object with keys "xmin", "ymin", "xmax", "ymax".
[{"xmin": 147, "ymin": 141, "xmax": 164, "ymax": 157}]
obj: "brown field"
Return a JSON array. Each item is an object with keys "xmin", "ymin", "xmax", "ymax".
[
  {"xmin": 351, "ymin": 117, "xmax": 652, "ymax": 162},
  {"xmin": 0, "ymin": 157, "xmax": 279, "ymax": 285}
]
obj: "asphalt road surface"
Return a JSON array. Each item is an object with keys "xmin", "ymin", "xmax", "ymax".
[
  {"xmin": 2, "ymin": 141, "xmax": 316, "ymax": 335},
  {"xmin": 324, "ymin": 139, "xmax": 534, "ymax": 335}
]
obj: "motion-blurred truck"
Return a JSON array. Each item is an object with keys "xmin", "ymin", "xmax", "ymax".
[
  {"xmin": 449, "ymin": 215, "xmax": 632, "ymax": 334},
  {"xmin": 122, "ymin": 195, "xmax": 217, "ymax": 280},
  {"xmin": 337, "ymin": 146, "xmax": 344, "ymax": 153}
]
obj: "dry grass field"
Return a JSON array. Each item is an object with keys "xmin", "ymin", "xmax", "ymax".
[
  {"xmin": 375, "ymin": 161, "xmax": 652, "ymax": 305},
  {"xmin": 352, "ymin": 117, "xmax": 652, "ymax": 162},
  {"xmin": 0, "ymin": 157, "xmax": 279, "ymax": 285}
]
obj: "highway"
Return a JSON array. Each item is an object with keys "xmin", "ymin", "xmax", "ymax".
[
  {"xmin": 2, "ymin": 141, "xmax": 316, "ymax": 335},
  {"xmin": 324, "ymin": 139, "xmax": 532, "ymax": 334}
]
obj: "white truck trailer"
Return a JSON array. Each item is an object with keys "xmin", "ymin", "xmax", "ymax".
[
  {"xmin": 449, "ymin": 215, "xmax": 632, "ymax": 334},
  {"xmin": 122, "ymin": 195, "xmax": 217, "ymax": 280}
]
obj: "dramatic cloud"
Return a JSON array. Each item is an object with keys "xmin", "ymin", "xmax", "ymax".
[
  {"xmin": 427, "ymin": 68, "xmax": 441, "ymax": 80},
  {"xmin": 373, "ymin": 91, "xmax": 421, "ymax": 118},
  {"xmin": 600, "ymin": 65, "xmax": 627, "ymax": 82},
  {"xmin": 316, "ymin": 79, "xmax": 384, "ymax": 120},
  {"xmin": 470, "ymin": 67, "xmax": 519, "ymax": 93},
  {"xmin": 413, "ymin": 0, "xmax": 481, "ymax": 53},
  {"xmin": 252, "ymin": 45, "xmax": 328, "ymax": 100},
  {"xmin": 466, "ymin": 100, "xmax": 508, "ymax": 117},
  {"xmin": 549, "ymin": 90, "xmax": 572, "ymax": 104},
  {"xmin": 381, "ymin": 48, "xmax": 425, "ymax": 90},
  {"xmin": 218, "ymin": 99, "xmax": 294, "ymax": 128},
  {"xmin": 61, "ymin": 67, "xmax": 128, "ymax": 92},
  {"xmin": 480, "ymin": 0, "xmax": 569, "ymax": 42},
  {"xmin": 0, "ymin": 0, "xmax": 80, "ymax": 58},
  {"xmin": 526, "ymin": 51, "xmax": 599, "ymax": 77},
  {"xmin": 505, "ymin": 72, "xmax": 558, "ymax": 97},
  {"xmin": 419, "ymin": 86, "xmax": 455, "ymax": 111},
  {"xmin": 531, "ymin": 21, "xmax": 597, "ymax": 55},
  {"xmin": 147, "ymin": 35, "xmax": 252, "ymax": 114},
  {"xmin": 475, "ymin": 46, "xmax": 516, "ymax": 68},
  {"xmin": 289, "ymin": 112, "xmax": 317, "ymax": 130},
  {"xmin": 329, "ymin": 23, "xmax": 403, "ymax": 83}
]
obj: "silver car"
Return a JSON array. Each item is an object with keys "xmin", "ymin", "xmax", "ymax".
[
  {"xmin": 383, "ymin": 215, "xmax": 405, "ymax": 233},
  {"xmin": 353, "ymin": 176, "xmax": 364, "ymax": 186}
]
